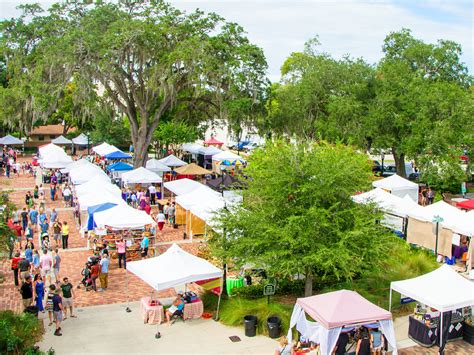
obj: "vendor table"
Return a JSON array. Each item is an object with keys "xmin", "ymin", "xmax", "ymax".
[
  {"xmin": 408, "ymin": 316, "xmax": 464, "ymax": 347},
  {"xmin": 140, "ymin": 297, "xmax": 164, "ymax": 325},
  {"xmin": 226, "ymin": 277, "xmax": 244, "ymax": 295},
  {"xmin": 183, "ymin": 300, "xmax": 204, "ymax": 320}
]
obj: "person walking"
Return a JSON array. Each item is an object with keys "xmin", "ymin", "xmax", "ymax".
[
  {"xmin": 50, "ymin": 183, "xmax": 56, "ymax": 202},
  {"xmin": 90, "ymin": 260, "xmax": 100, "ymax": 292},
  {"xmin": 29, "ymin": 206, "xmax": 38, "ymax": 228},
  {"xmin": 45, "ymin": 284, "xmax": 55, "ymax": 326},
  {"xmin": 53, "ymin": 249, "xmax": 61, "ymax": 283},
  {"xmin": 99, "ymin": 253, "xmax": 110, "ymax": 291},
  {"xmin": 52, "ymin": 220, "xmax": 62, "ymax": 248},
  {"xmin": 40, "ymin": 250, "xmax": 53, "ymax": 285},
  {"xmin": 116, "ymin": 238, "xmax": 127, "ymax": 269},
  {"xmin": 168, "ymin": 203, "xmax": 175, "ymax": 225},
  {"xmin": 60, "ymin": 277, "xmax": 76, "ymax": 319},
  {"xmin": 20, "ymin": 275, "xmax": 34, "ymax": 309},
  {"xmin": 11, "ymin": 252, "xmax": 21, "ymax": 287},
  {"xmin": 32, "ymin": 249, "xmax": 40, "ymax": 275},
  {"xmin": 149, "ymin": 184, "xmax": 156, "ymax": 205},
  {"xmin": 157, "ymin": 211, "xmax": 166, "ymax": 231},
  {"xmin": 52, "ymin": 288, "xmax": 63, "ymax": 336},
  {"xmin": 18, "ymin": 254, "xmax": 31, "ymax": 281},
  {"xmin": 50, "ymin": 208, "xmax": 58, "ymax": 224},
  {"xmin": 20, "ymin": 207, "xmax": 29, "ymax": 235},
  {"xmin": 34, "ymin": 274, "xmax": 45, "ymax": 313},
  {"xmin": 427, "ymin": 187, "xmax": 435, "ymax": 205},
  {"xmin": 62, "ymin": 185, "xmax": 71, "ymax": 207},
  {"xmin": 61, "ymin": 221, "xmax": 69, "ymax": 249},
  {"xmin": 140, "ymin": 234, "xmax": 149, "ymax": 259}
]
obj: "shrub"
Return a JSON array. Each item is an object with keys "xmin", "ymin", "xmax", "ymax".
[
  {"xmin": 0, "ymin": 311, "xmax": 43, "ymax": 354},
  {"xmin": 233, "ymin": 284, "xmax": 264, "ymax": 298}
]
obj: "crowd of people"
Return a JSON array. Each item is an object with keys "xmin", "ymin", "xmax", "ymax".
[{"xmin": 1, "ymin": 147, "xmax": 36, "ymax": 178}]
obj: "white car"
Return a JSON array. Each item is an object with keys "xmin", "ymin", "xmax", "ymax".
[{"xmin": 242, "ymin": 142, "xmax": 260, "ymax": 151}]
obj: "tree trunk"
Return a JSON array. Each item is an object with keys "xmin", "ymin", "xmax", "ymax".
[
  {"xmin": 392, "ymin": 147, "xmax": 407, "ymax": 177},
  {"xmin": 133, "ymin": 131, "xmax": 149, "ymax": 168},
  {"xmin": 304, "ymin": 269, "xmax": 313, "ymax": 297}
]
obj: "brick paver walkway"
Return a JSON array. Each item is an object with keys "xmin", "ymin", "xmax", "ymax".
[{"xmin": 399, "ymin": 341, "xmax": 473, "ymax": 354}]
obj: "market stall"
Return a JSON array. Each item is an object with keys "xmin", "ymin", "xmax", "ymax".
[
  {"xmin": 158, "ymin": 154, "xmax": 187, "ymax": 167},
  {"xmin": 458, "ymin": 199, "xmax": 474, "ymax": 210},
  {"xmin": 163, "ymin": 178, "xmax": 203, "ymax": 197},
  {"xmin": 0, "ymin": 134, "xmax": 24, "ymax": 146},
  {"xmin": 198, "ymin": 146, "xmax": 222, "ymax": 169},
  {"xmin": 122, "ymin": 167, "xmax": 162, "ymax": 185},
  {"xmin": 203, "ymin": 137, "xmax": 224, "ymax": 147},
  {"xmin": 174, "ymin": 163, "xmax": 211, "ymax": 179},
  {"xmin": 145, "ymin": 159, "xmax": 171, "ymax": 174},
  {"xmin": 104, "ymin": 150, "xmax": 132, "ymax": 160},
  {"xmin": 92, "ymin": 142, "xmax": 119, "ymax": 157},
  {"xmin": 175, "ymin": 185, "xmax": 221, "ymax": 228},
  {"xmin": 107, "ymin": 161, "xmax": 133, "ymax": 179},
  {"xmin": 127, "ymin": 243, "xmax": 223, "ymax": 324},
  {"xmin": 372, "ymin": 174, "xmax": 419, "ymax": 202},
  {"xmin": 181, "ymin": 142, "xmax": 204, "ymax": 162},
  {"xmin": 390, "ymin": 265, "xmax": 474, "ymax": 350},
  {"xmin": 74, "ymin": 175, "xmax": 120, "ymax": 197},
  {"xmin": 69, "ymin": 163, "xmax": 109, "ymax": 185},
  {"xmin": 287, "ymin": 289, "xmax": 398, "ymax": 354},
  {"xmin": 38, "ymin": 143, "xmax": 73, "ymax": 169},
  {"xmin": 51, "ymin": 135, "xmax": 72, "ymax": 145},
  {"xmin": 211, "ymin": 150, "xmax": 246, "ymax": 173}
]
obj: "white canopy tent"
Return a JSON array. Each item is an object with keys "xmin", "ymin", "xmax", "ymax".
[
  {"xmin": 372, "ymin": 174, "xmax": 419, "ymax": 202},
  {"xmin": 127, "ymin": 243, "xmax": 223, "ymax": 291},
  {"xmin": 38, "ymin": 144, "xmax": 72, "ymax": 169},
  {"xmin": 211, "ymin": 150, "xmax": 246, "ymax": 163},
  {"xmin": 145, "ymin": 159, "xmax": 171, "ymax": 173},
  {"xmin": 164, "ymin": 178, "xmax": 203, "ymax": 196},
  {"xmin": 92, "ymin": 142, "xmax": 119, "ymax": 156},
  {"xmin": 78, "ymin": 190, "xmax": 125, "ymax": 211},
  {"xmin": 181, "ymin": 142, "xmax": 204, "ymax": 155},
  {"xmin": 51, "ymin": 135, "xmax": 72, "ymax": 145},
  {"xmin": 39, "ymin": 143, "xmax": 67, "ymax": 158},
  {"xmin": 93, "ymin": 204, "xmax": 155, "ymax": 229},
  {"xmin": 60, "ymin": 158, "xmax": 94, "ymax": 174},
  {"xmin": 175, "ymin": 186, "xmax": 221, "ymax": 210},
  {"xmin": 75, "ymin": 175, "xmax": 121, "ymax": 197},
  {"xmin": 352, "ymin": 188, "xmax": 422, "ymax": 231},
  {"xmin": 0, "ymin": 134, "xmax": 24, "ymax": 145},
  {"xmin": 69, "ymin": 164, "xmax": 109, "ymax": 185},
  {"xmin": 390, "ymin": 265, "xmax": 474, "ymax": 350},
  {"xmin": 158, "ymin": 154, "xmax": 187, "ymax": 167},
  {"xmin": 198, "ymin": 146, "xmax": 222, "ymax": 156},
  {"xmin": 72, "ymin": 133, "xmax": 89, "ymax": 146},
  {"xmin": 122, "ymin": 167, "xmax": 162, "ymax": 184}
]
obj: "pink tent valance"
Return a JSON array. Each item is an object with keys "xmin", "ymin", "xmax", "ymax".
[{"xmin": 296, "ymin": 289, "xmax": 392, "ymax": 329}]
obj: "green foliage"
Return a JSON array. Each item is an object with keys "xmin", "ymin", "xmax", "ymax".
[
  {"xmin": 153, "ymin": 121, "xmax": 202, "ymax": 150},
  {"xmin": 89, "ymin": 107, "xmax": 131, "ymax": 148},
  {"xmin": 418, "ymin": 154, "xmax": 469, "ymax": 193},
  {"xmin": 210, "ymin": 140, "xmax": 393, "ymax": 296},
  {"xmin": 232, "ymin": 284, "xmax": 265, "ymax": 298},
  {"xmin": 0, "ymin": 311, "xmax": 43, "ymax": 354}
]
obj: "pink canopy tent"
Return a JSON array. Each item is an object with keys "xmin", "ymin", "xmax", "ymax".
[
  {"xmin": 297, "ymin": 289, "xmax": 392, "ymax": 328},
  {"xmin": 203, "ymin": 137, "xmax": 224, "ymax": 146},
  {"xmin": 288, "ymin": 290, "xmax": 397, "ymax": 354}
]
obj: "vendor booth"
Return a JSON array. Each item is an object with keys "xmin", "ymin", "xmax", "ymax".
[
  {"xmin": 203, "ymin": 137, "xmax": 224, "ymax": 147},
  {"xmin": 51, "ymin": 135, "xmax": 72, "ymax": 145},
  {"xmin": 287, "ymin": 290, "xmax": 397, "ymax": 354},
  {"xmin": 458, "ymin": 199, "xmax": 474, "ymax": 210},
  {"xmin": 72, "ymin": 133, "xmax": 89, "ymax": 146},
  {"xmin": 0, "ymin": 134, "xmax": 24, "ymax": 146},
  {"xmin": 211, "ymin": 150, "xmax": 246, "ymax": 173},
  {"xmin": 60, "ymin": 158, "xmax": 93, "ymax": 174},
  {"xmin": 38, "ymin": 143, "xmax": 73, "ymax": 169},
  {"xmin": 406, "ymin": 201, "xmax": 472, "ymax": 258},
  {"xmin": 163, "ymin": 178, "xmax": 203, "ymax": 197},
  {"xmin": 107, "ymin": 161, "xmax": 133, "ymax": 179},
  {"xmin": 158, "ymin": 154, "xmax": 187, "ymax": 167},
  {"xmin": 181, "ymin": 142, "xmax": 204, "ymax": 162},
  {"xmin": 175, "ymin": 186, "xmax": 221, "ymax": 229},
  {"xmin": 69, "ymin": 163, "xmax": 109, "ymax": 185},
  {"xmin": 390, "ymin": 265, "xmax": 474, "ymax": 350},
  {"xmin": 372, "ymin": 174, "xmax": 419, "ymax": 202},
  {"xmin": 92, "ymin": 142, "xmax": 119, "ymax": 157},
  {"xmin": 198, "ymin": 146, "xmax": 222, "ymax": 169},
  {"xmin": 74, "ymin": 175, "xmax": 120, "ymax": 197},
  {"xmin": 127, "ymin": 243, "xmax": 223, "ymax": 324},
  {"xmin": 146, "ymin": 159, "xmax": 171, "ymax": 174},
  {"xmin": 174, "ymin": 163, "xmax": 211, "ymax": 178},
  {"xmin": 104, "ymin": 150, "xmax": 132, "ymax": 160},
  {"xmin": 121, "ymin": 167, "xmax": 162, "ymax": 185},
  {"xmin": 352, "ymin": 188, "xmax": 422, "ymax": 233}
]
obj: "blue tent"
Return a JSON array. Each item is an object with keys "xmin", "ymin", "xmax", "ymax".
[
  {"xmin": 87, "ymin": 202, "xmax": 117, "ymax": 230},
  {"xmin": 105, "ymin": 151, "xmax": 132, "ymax": 159},
  {"xmin": 107, "ymin": 161, "xmax": 133, "ymax": 172}
]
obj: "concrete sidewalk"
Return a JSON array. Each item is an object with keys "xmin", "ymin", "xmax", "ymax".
[{"xmin": 38, "ymin": 301, "xmax": 276, "ymax": 354}]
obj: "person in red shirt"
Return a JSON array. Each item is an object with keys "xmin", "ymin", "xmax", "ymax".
[
  {"xmin": 11, "ymin": 252, "xmax": 21, "ymax": 287},
  {"xmin": 144, "ymin": 202, "xmax": 151, "ymax": 215},
  {"xmin": 90, "ymin": 261, "xmax": 100, "ymax": 292}
]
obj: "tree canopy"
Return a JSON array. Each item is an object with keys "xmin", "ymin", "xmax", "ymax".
[
  {"xmin": 210, "ymin": 141, "xmax": 393, "ymax": 296},
  {"xmin": 0, "ymin": 1, "xmax": 268, "ymax": 166}
]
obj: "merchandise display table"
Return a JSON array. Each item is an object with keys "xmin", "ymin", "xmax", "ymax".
[
  {"xmin": 183, "ymin": 300, "xmax": 204, "ymax": 320},
  {"xmin": 226, "ymin": 277, "xmax": 244, "ymax": 295},
  {"xmin": 140, "ymin": 297, "xmax": 164, "ymax": 325},
  {"xmin": 408, "ymin": 315, "xmax": 464, "ymax": 347}
]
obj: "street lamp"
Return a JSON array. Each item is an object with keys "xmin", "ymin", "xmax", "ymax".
[{"xmin": 220, "ymin": 165, "xmax": 226, "ymax": 197}]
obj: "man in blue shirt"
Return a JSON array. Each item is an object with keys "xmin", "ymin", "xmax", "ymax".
[
  {"xmin": 140, "ymin": 235, "xmax": 149, "ymax": 258},
  {"xmin": 99, "ymin": 254, "xmax": 110, "ymax": 291},
  {"xmin": 29, "ymin": 207, "xmax": 38, "ymax": 226}
]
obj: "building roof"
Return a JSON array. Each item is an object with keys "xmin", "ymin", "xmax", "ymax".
[{"xmin": 30, "ymin": 124, "xmax": 75, "ymax": 135}]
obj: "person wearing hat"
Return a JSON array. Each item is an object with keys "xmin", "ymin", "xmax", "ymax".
[
  {"xmin": 52, "ymin": 288, "xmax": 63, "ymax": 336},
  {"xmin": 165, "ymin": 292, "xmax": 185, "ymax": 325}
]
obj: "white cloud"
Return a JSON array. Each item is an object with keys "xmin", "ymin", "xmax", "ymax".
[{"xmin": 1, "ymin": 0, "xmax": 472, "ymax": 81}]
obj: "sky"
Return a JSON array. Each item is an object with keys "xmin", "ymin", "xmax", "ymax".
[{"xmin": 1, "ymin": 0, "xmax": 472, "ymax": 82}]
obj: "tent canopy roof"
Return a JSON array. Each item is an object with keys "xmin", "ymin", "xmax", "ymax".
[
  {"xmin": 198, "ymin": 146, "xmax": 222, "ymax": 156},
  {"xmin": 107, "ymin": 161, "xmax": 133, "ymax": 172},
  {"xmin": 352, "ymin": 188, "xmax": 422, "ymax": 217},
  {"xmin": 127, "ymin": 243, "xmax": 222, "ymax": 291},
  {"xmin": 69, "ymin": 164, "xmax": 109, "ymax": 185},
  {"xmin": 93, "ymin": 204, "xmax": 155, "ymax": 229},
  {"xmin": 391, "ymin": 265, "xmax": 474, "ymax": 312},
  {"xmin": 174, "ymin": 163, "xmax": 211, "ymax": 175},
  {"xmin": 204, "ymin": 137, "xmax": 224, "ymax": 145},
  {"xmin": 211, "ymin": 150, "xmax": 246, "ymax": 163},
  {"xmin": 164, "ymin": 178, "xmax": 203, "ymax": 196},
  {"xmin": 75, "ymin": 175, "xmax": 120, "ymax": 197},
  {"xmin": 60, "ymin": 158, "xmax": 93, "ymax": 174},
  {"xmin": 207, "ymin": 174, "xmax": 245, "ymax": 191},
  {"xmin": 51, "ymin": 135, "xmax": 72, "ymax": 145},
  {"xmin": 297, "ymin": 290, "xmax": 392, "ymax": 329},
  {"xmin": 72, "ymin": 133, "xmax": 89, "ymax": 145},
  {"xmin": 145, "ymin": 158, "xmax": 172, "ymax": 172},
  {"xmin": 372, "ymin": 174, "xmax": 418, "ymax": 191},
  {"xmin": 105, "ymin": 150, "xmax": 132, "ymax": 159},
  {"xmin": 158, "ymin": 154, "xmax": 187, "ymax": 167},
  {"xmin": 78, "ymin": 190, "xmax": 125, "ymax": 211},
  {"xmin": 175, "ymin": 185, "xmax": 221, "ymax": 210},
  {"xmin": 181, "ymin": 142, "xmax": 204, "ymax": 154},
  {"xmin": 92, "ymin": 142, "xmax": 119, "ymax": 156},
  {"xmin": 457, "ymin": 199, "xmax": 474, "ymax": 210},
  {"xmin": 121, "ymin": 167, "xmax": 162, "ymax": 184},
  {"xmin": 0, "ymin": 134, "xmax": 23, "ymax": 145}
]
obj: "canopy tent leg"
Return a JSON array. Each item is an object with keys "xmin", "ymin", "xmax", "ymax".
[
  {"xmin": 214, "ymin": 284, "xmax": 223, "ymax": 321},
  {"xmin": 125, "ymin": 269, "xmax": 131, "ymax": 313},
  {"xmin": 389, "ymin": 288, "xmax": 393, "ymax": 312},
  {"xmin": 439, "ymin": 311, "xmax": 444, "ymax": 354}
]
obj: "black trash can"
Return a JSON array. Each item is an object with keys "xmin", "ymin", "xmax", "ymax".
[
  {"xmin": 267, "ymin": 316, "xmax": 281, "ymax": 338},
  {"xmin": 244, "ymin": 315, "xmax": 257, "ymax": 337},
  {"xmin": 24, "ymin": 306, "xmax": 39, "ymax": 318}
]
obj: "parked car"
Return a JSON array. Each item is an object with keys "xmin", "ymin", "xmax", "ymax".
[
  {"xmin": 243, "ymin": 142, "xmax": 260, "ymax": 152},
  {"xmin": 382, "ymin": 165, "xmax": 397, "ymax": 177}
]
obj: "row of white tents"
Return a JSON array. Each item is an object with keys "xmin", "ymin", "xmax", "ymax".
[{"xmin": 353, "ymin": 174, "xmax": 474, "ymax": 260}]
